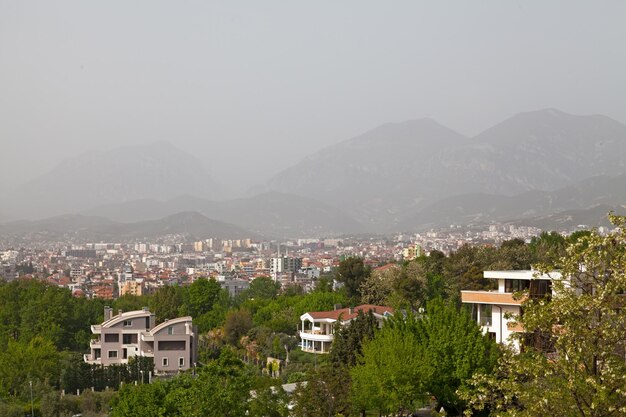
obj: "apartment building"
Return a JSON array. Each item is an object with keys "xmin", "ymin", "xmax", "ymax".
[
  {"xmin": 299, "ymin": 304, "xmax": 394, "ymax": 354},
  {"xmin": 461, "ymin": 270, "xmax": 559, "ymax": 350},
  {"xmin": 84, "ymin": 306, "xmax": 197, "ymax": 374}
]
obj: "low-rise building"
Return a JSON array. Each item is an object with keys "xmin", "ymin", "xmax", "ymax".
[
  {"xmin": 461, "ymin": 270, "xmax": 559, "ymax": 350},
  {"xmin": 299, "ymin": 304, "xmax": 394, "ymax": 354},
  {"xmin": 84, "ymin": 306, "xmax": 197, "ymax": 374}
]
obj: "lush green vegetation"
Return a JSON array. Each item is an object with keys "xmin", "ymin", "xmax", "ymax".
[{"xmin": 0, "ymin": 227, "xmax": 611, "ymax": 416}]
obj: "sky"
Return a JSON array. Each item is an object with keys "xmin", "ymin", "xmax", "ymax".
[{"xmin": 1, "ymin": 1, "xmax": 625, "ymax": 193}]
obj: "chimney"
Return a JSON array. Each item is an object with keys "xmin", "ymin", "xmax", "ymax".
[
  {"xmin": 334, "ymin": 304, "xmax": 342, "ymax": 311},
  {"xmin": 349, "ymin": 307, "xmax": 354, "ymax": 315},
  {"xmin": 104, "ymin": 306, "xmax": 113, "ymax": 321},
  {"xmin": 117, "ymin": 309, "xmax": 123, "ymax": 317}
]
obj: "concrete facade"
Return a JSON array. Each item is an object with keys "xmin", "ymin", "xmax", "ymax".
[{"xmin": 84, "ymin": 307, "xmax": 197, "ymax": 374}]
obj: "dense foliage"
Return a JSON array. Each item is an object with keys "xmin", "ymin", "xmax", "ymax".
[
  {"xmin": 111, "ymin": 350, "xmax": 288, "ymax": 417},
  {"xmin": 351, "ymin": 300, "xmax": 498, "ymax": 415},
  {"xmin": 462, "ymin": 215, "xmax": 626, "ymax": 416}
]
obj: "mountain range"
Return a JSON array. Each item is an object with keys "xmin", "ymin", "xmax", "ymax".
[
  {"xmin": 81, "ymin": 192, "xmax": 363, "ymax": 238},
  {"xmin": 265, "ymin": 108, "xmax": 626, "ymax": 231},
  {"xmin": 1, "ymin": 142, "xmax": 221, "ymax": 221},
  {"xmin": 2, "ymin": 109, "xmax": 625, "ymax": 237},
  {"xmin": 0, "ymin": 211, "xmax": 257, "ymax": 244}
]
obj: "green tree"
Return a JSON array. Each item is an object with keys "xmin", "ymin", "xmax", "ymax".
[
  {"xmin": 246, "ymin": 276, "xmax": 281, "ymax": 300},
  {"xmin": 462, "ymin": 214, "xmax": 626, "ymax": 417},
  {"xmin": 0, "ymin": 336, "xmax": 60, "ymax": 398},
  {"xmin": 223, "ymin": 309, "xmax": 253, "ymax": 346},
  {"xmin": 330, "ymin": 310, "xmax": 378, "ymax": 368},
  {"xmin": 335, "ymin": 257, "xmax": 371, "ymax": 300},
  {"xmin": 291, "ymin": 365, "xmax": 352, "ymax": 417},
  {"xmin": 359, "ymin": 264, "xmax": 399, "ymax": 306},
  {"xmin": 351, "ymin": 313, "xmax": 426, "ymax": 415},
  {"xmin": 110, "ymin": 378, "xmax": 168, "ymax": 417},
  {"xmin": 529, "ymin": 231, "xmax": 567, "ymax": 265},
  {"xmin": 150, "ymin": 285, "xmax": 183, "ymax": 323},
  {"xmin": 112, "ymin": 294, "xmax": 147, "ymax": 313},
  {"xmin": 352, "ymin": 300, "xmax": 498, "ymax": 415},
  {"xmin": 182, "ymin": 277, "xmax": 223, "ymax": 318}
]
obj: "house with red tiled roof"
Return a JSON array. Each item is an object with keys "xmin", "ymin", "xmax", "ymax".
[{"xmin": 299, "ymin": 304, "xmax": 394, "ymax": 354}]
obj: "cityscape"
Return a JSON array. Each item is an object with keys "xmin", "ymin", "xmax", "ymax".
[
  {"xmin": 1, "ymin": 222, "xmax": 564, "ymax": 299},
  {"xmin": 1, "ymin": 1, "xmax": 626, "ymax": 416}
]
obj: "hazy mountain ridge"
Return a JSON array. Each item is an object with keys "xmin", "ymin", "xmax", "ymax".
[
  {"xmin": 266, "ymin": 109, "xmax": 626, "ymax": 230},
  {"xmin": 4, "ymin": 109, "xmax": 626, "ymax": 236},
  {"xmin": 81, "ymin": 192, "xmax": 364, "ymax": 238},
  {"xmin": 399, "ymin": 173, "xmax": 626, "ymax": 230},
  {"xmin": 0, "ymin": 211, "xmax": 257, "ymax": 243},
  {"xmin": 3, "ymin": 142, "xmax": 221, "ymax": 221}
]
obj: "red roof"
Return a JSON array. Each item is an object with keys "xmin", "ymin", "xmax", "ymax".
[
  {"xmin": 307, "ymin": 304, "xmax": 394, "ymax": 321},
  {"xmin": 374, "ymin": 263, "xmax": 398, "ymax": 272}
]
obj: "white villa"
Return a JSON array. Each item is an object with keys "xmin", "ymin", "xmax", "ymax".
[
  {"xmin": 461, "ymin": 270, "xmax": 560, "ymax": 350},
  {"xmin": 299, "ymin": 304, "xmax": 394, "ymax": 354}
]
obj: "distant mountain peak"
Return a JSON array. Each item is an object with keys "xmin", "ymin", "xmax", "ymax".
[{"xmin": 4, "ymin": 141, "xmax": 222, "ymax": 220}]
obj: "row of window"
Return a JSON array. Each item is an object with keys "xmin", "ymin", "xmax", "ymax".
[
  {"xmin": 162, "ymin": 357, "xmax": 185, "ymax": 367},
  {"xmin": 106, "ymin": 350, "xmax": 185, "ymax": 367}
]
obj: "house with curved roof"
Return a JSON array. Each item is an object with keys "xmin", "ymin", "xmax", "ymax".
[{"xmin": 84, "ymin": 306, "xmax": 197, "ymax": 374}]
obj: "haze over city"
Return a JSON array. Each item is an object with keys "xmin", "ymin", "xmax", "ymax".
[
  {"xmin": 3, "ymin": 2, "xmax": 626, "ymax": 417},
  {"xmin": 2, "ymin": 1, "xmax": 625, "ymax": 198}
]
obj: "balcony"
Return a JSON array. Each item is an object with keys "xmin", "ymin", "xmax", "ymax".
[
  {"xmin": 141, "ymin": 333, "xmax": 154, "ymax": 342},
  {"xmin": 461, "ymin": 291, "xmax": 525, "ymax": 306},
  {"xmin": 83, "ymin": 354, "xmax": 101, "ymax": 364},
  {"xmin": 90, "ymin": 339, "xmax": 101, "ymax": 349},
  {"xmin": 299, "ymin": 330, "xmax": 334, "ymax": 342}
]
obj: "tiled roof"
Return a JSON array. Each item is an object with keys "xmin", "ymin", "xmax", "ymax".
[{"xmin": 373, "ymin": 263, "xmax": 398, "ymax": 272}]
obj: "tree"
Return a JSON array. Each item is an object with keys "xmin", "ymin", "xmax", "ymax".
[
  {"xmin": 246, "ymin": 276, "xmax": 281, "ymax": 300},
  {"xmin": 291, "ymin": 365, "xmax": 352, "ymax": 417},
  {"xmin": 330, "ymin": 310, "xmax": 378, "ymax": 368},
  {"xmin": 0, "ymin": 336, "xmax": 60, "ymax": 398},
  {"xmin": 350, "ymin": 313, "xmax": 426, "ymax": 415},
  {"xmin": 529, "ymin": 231, "xmax": 567, "ymax": 265},
  {"xmin": 150, "ymin": 285, "xmax": 183, "ymax": 323},
  {"xmin": 335, "ymin": 257, "xmax": 371, "ymax": 300},
  {"xmin": 182, "ymin": 277, "xmax": 222, "ymax": 318},
  {"xmin": 111, "ymin": 350, "xmax": 288, "ymax": 417},
  {"xmin": 359, "ymin": 264, "xmax": 399, "ymax": 306},
  {"xmin": 390, "ymin": 260, "xmax": 428, "ymax": 310},
  {"xmin": 351, "ymin": 300, "xmax": 498, "ymax": 415},
  {"xmin": 462, "ymin": 214, "xmax": 626, "ymax": 417},
  {"xmin": 223, "ymin": 309, "xmax": 253, "ymax": 346}
]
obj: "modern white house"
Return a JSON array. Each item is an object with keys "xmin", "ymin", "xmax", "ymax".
[
  {"xmin": 84, "ymin": 306, "xmax": 198, "ymax": 374},
  {"xmin": 461, "ymin": 270, "xmax": 560, "ymax": 350},
  {"xmin": 299, "ymin": 304, "xmax": 394, "ymax": 354}
]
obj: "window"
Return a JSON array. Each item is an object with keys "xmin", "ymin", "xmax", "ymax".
[
  {"xmin": 162, "ymin": 357, "xmax": 169, "ymax": 367},
  {"xmin": 167, "ymin": 326, "xmax": 173, "ymax": 335},
  {"xmin": 104, "ymin": 333, "xmax": 119, "ymax": 343},
  {"xmin": 123, "ymin": 320, "xmax": 132, "ymax": 327},
  {"xmin": 479, "ymin": 304, "xmax": 492, "ymax": 326},
  {"xmin": 179, "ymin": 357, "xmax": 185, "ymax": 367},
  {"xmin": 108, "ymin": 350, "xmax": 118, "ymax": 358},
  {"xmin": 505, "ymin": 279, "xmax": 530, "ymax": 293}
]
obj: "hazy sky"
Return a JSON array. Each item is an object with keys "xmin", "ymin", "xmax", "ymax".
[{"xmin": 1, "ymin": 1, "xmax": 625, "ymax": 193}]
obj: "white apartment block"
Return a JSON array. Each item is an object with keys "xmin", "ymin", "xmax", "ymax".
[{"xmin": 461, "ymin": 270, "xmax": 560, "ymax": 351}]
